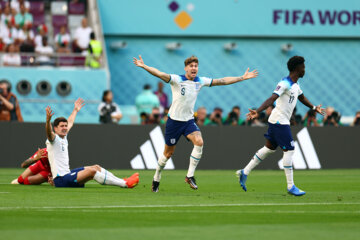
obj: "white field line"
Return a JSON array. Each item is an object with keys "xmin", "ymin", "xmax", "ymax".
[
  {"xmin": 0, "ymin": 202, "xmax": 359, "ymax": 210},
  {"xmin": 0, "ymin": 192, "xmax": 10, "ymax": 194},
  {"xmin": 77, "ymin": 209, "xmax": 360, "ymax": 214}
]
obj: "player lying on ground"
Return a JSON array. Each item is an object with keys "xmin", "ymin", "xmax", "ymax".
[
  {"xmin": 134, "ymin": 55, "xmax": 258, "ymax": 192},
  {"xmin": 45, "ymin": 98, "xmax": 139, "ymax": 188},
  {"xmin": 11, "ymin": 148, "xmax": 53, "ymax": 185},
  {"xmin": 237, "ymin": 56, "xmax": 325, "ymax": 196}
]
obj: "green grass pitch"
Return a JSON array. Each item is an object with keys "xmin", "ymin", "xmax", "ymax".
[{"xmin": 0, "ymin": 169, "xmax": 359, "ymax": 240}]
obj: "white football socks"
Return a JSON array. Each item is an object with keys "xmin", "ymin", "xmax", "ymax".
[
  {"xmin": 93, "ymin": 170, "xmax": 126, "ymax": 187},
  {"xmin": 243, "ymin": 146, "xmax": 276, "ymax": 175},
  {"xmin": 283, "ymin": 150, "xmax": 295, "ymax": 189},
  {"xmin": 153, "ymin": 154, "xmax": 169, "ymax": 182},
  {"xmin": 186, "ymin": 145, "xmax": 203, "ymax": 177}
]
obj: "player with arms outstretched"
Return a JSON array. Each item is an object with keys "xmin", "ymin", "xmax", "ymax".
[
  {"xmin": 237, "ymin": 56, "xmax": 325, "ymax": 196},
  {"xmin": 11, "ymin": 148, "xmax": 53, "ymax": 185},
  {"xmin": 133, "ymin": 55, "xmax": 258, "ymax": 192},
  {"xmin": 46, "ymin": 98, "xmax": 139, "ymax": 188}
]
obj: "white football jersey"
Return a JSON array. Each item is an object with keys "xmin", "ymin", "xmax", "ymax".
[
  {"xmin": 168, "ymin": 74, "xmax": 212, "ymax": 121},
  {"xmin": 268, "ymin": 76, "xmax": 303, "ymax": 125},
  {"xmin": 46, "ymin": 134, "xmax": 71, "ymax": 177}
]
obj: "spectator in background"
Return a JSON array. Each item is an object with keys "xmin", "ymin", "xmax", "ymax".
[
  {"xmin": 2, "ymin": 43, "xmax": 21, "ymax": 66},
  {"xmin": 195, "ymin": 106, "xmax": 209, "ymax": 126},
  {"xmin": 323, "ymin": 106, "xmax": 341, "ymax": 126},
  {"xmin": 18, "ymin": 24, "xmax": 34, "ymax": 52},
  {"xmin": 73, "ymin": 18, "xmax": 92, "ymax": 54},
  {"xmin": 207, "ymin": 107, "xmax": 223, "ymax": 126},
  {"xmin": 98, "ymin": 90, "xmax": 122, "ymax": 124},
  {"xmin": 34, "ymin": 24, "xmax": 47, "ymax": 48},
  {"xmin": 303, "ymin": 109, "xmax": 320, "ymax": 126},
  {"xmin": 1, "ymin": 20, "xmax": 18, "ymax": 46},
  {"xmin": 352, "ymin": 111, "xmax": 360, "ymax": 126},
  {"xmin": 1, "ymin": 4, "xmax": 14, "ymax": 27},
  {"xmin": 135, "ymin": 84, "xmax": 160, "ymax": 118},
  {"xmin": 224, "ymin": 106, "xmax": 245, "ymax": 126},
  {"xmin": 154, "ymin": 81, "xmax": 168, "ymax": 115},
  {"xmin": 54, "ymin": 25, "xmax": 70, "ymax": 53},
  {"xmin": 0, "ymin": 80, "xmax": 23, "ymax": 122},
  {"xmin": 15, "ymin": 3, "xmax": 32, "ymax": 29},
  {"xmin": 145, "ymin": 107, "xmax": 161, "ymax": 125},
  {"xmin": 35, "ymin": 36, "xmax": 54, "ymax": 66},
  {"xmin": 11, "ymin": 0, "xmax": 30, "ymax": 13},
  {"xmin": 85, "ymin": 32, "xmax": 102, "ymax": 68}
]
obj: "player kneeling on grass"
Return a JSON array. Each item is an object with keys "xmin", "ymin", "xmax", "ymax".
[
  {"xmin": 45, "ymin": 98, "xmax": 139, "ymax": 188},
  {"xmin": 237, "ymin": 56, "xmax": 325, "ymax": 196},
  {"xmin": 11, "ymin": 148, "xmax": 53, "ymax": 185}
]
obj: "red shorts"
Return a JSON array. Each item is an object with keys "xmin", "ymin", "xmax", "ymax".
[{"xmin": 29, "ymin": 161, "xmax": 51, "ymax": 180}]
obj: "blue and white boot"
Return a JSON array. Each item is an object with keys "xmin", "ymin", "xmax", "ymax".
[
  {"xmin": 288, "ymin": 185, "xmax": 306, "ymax": 196},
  {"xmin": 236, "ymin": 169, "xmax": 247, "ymax": 192}
]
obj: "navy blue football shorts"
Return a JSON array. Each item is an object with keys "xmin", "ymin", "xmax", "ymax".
[
  {"xmin": 165, "ymin": 117, "xmax": 200, "ymax": 146},
  {"xmin": 264, "ymin": 122, "xmax": 295, "ymax": 150},
  {"xmin": 53, "ymin": 167, "xmax": 85, "ymax": 188}
]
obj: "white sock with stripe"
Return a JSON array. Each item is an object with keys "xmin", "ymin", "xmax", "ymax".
[
  {"xmin": 187, "ymin": 145, "xmax": 203, "ymax": 177},
  {"xmin": 153, "ymin": 154, "xmax": 169, "ymax": 182},
  {"xmin": 283, "ymin": 150, "xmax": 295, "ymax": 189},
  {"xmin": 93, "ymin": 170, "xmax": 126, "ymax": 187},
  {"xmin": 243, "ymin": 146, "xmax": 276, "ymax": 175}
]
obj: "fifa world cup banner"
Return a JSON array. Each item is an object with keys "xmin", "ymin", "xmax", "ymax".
[
  {"xmin": 1, "ymin": 122, "xmax": 359, "ymax": 170},
  {"xmin": 99, "ymin": 0, "xmax": 360, "ymax": 37}
]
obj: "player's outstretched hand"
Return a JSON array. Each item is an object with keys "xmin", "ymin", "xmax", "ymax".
[
  {"xmin": 246, "ymin": 108, "xmax": 259, "ymax": 120},
  {"xmin": 315, "ymin": 104, "xmax": 326, "ymax": 116},
  {"xmin": 46, "ymin": 106, "xmax": 54, "ymax": 122},
  {"xmin": 242, "ymin": 68, "xmax": 259, "ymax": 80},
  {"xmin": 74, "ymin": 98, "xmax": 85, "ymax": 112},
  {"xmin": 133, "ymin": 55, "xmax": 145, "ymax": 68}
]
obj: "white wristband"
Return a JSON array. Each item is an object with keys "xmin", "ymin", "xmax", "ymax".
[{"xmin": 312, "ymin": 105, "xmax": 316, "ymax": 110}]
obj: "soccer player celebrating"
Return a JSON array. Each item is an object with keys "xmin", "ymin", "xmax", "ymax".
[
  {"xmin": 237, "ymin": 56, "xmax": 325, "ymax": 196},
  {"xmin": 46, "ymin": 98, "xmax": 139, "ymax": 188},
  {"xmin": 11, "ymin": 148, "xmax": 53, "ymax": 185},
  {"xmin": 133, "ymin": 55, "xmax": 258, "ymax": 192}
]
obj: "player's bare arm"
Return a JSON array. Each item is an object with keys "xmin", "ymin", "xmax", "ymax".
[
  {"xmin": 67, "ymin": 98, "xmax": 85, "ymax": 132},
  {"xmin": 247, "ymin": 93, "xmax": 279, "ymax": 120},
  {"xmin": 212, "ymin": 68, "xmax": 259, "ymax": 86},
  {"xmin": 21, "ymin": 149, "xmax": 44, "ymax": 168},
  {"xmin": 298, "ymin": 94, "xmax": 325, "ymax": 115},
  {"xmin": 133, "ymin": 55, "xmax": 171, "ymax": 82},
  {"xmin": 45, "ymin": 106, "xmax": 55, "ymax": 142}
]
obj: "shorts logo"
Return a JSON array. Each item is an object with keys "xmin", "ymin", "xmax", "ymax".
[
  {"xmin": 170, "ymin": 138, "xmax": 176, "ymax": 144},
  {"xmin": 275, "ymin": 85, "xmax": 281, "ymax": 91},
  {"xmin": 290, "ymin": 141, "xmax": 295, "ymax": 147}
]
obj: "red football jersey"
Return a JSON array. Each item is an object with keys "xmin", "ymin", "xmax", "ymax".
[{"xmin": 30, "ymin": 148, "xmax": 50, "ymax": 172}]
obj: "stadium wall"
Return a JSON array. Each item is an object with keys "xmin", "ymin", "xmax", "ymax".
[
  {"xmin": 1, "ymin": 122, "xmax": 358, "ymax": 170},
  {"xmin": 0, "ymin": 67, "xmax": 109, "ymax": 123}
]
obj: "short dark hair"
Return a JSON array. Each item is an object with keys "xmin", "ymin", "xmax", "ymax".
[
  {"xmin": 102, "ymin": 90, "xmax": 111, "ymax": 102},
  {"xmin": 232, "ymin": 106, "xmax": 240, "ymax": 110},
  {"xmin": 184, "ymin": 56, "xmax": 199, "ymax": 66},
  {"xmin": 53, "ymin": 117, "xmax": 67, "ymax": 127},
  {"xmin": 287, "ymin": 56, "xmax": 305, "ymax": 72},
  {"xmin": 90, "ymin": 32, "xmax": 95, "ymax": 39},
  {"xmin": 144, "ymin": 84, "xmax": 151, "ymax": 90}
]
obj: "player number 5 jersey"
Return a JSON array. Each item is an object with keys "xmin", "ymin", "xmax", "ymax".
[
  {"xmin": 268, "ymin": 76, "xmax": 303, "ymax": 125},
  {"xmin": 168, "ymin": 74, "xmax": 212, "ymax": 121},
  {"xmin": 46, "ymin": 134, "xmax": 70, "ymax": 177}
]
